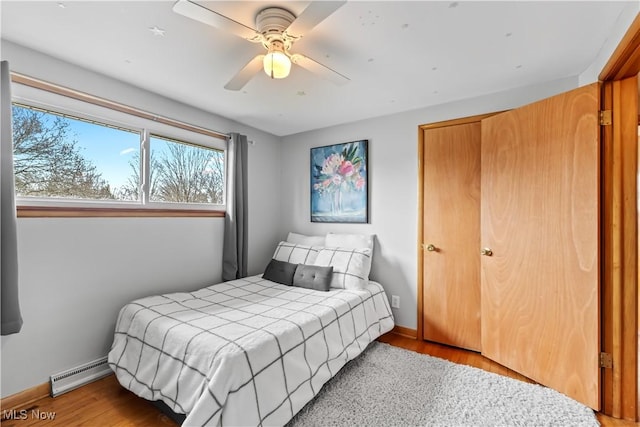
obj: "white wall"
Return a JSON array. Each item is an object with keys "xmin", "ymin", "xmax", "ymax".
[
  {"xmin": 279, "ymin": 76, "xmax": 579, "ymax": 330},
  {"xmin": 0, "ymin": 41, "xmax": 283, "ymax": 397}
]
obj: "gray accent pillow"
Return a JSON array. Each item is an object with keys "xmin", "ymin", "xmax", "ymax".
[
  {"xmin": 262, "ymin": 259, "xmax": 297, "ymax": 286},
  {"xmin": 293, "ymin": 264, "xmax": 334, "ymax": 292}
]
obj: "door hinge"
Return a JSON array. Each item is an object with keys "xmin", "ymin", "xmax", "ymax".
[
  {"xmin": 599, "ymin": 352, "xmax": 613, "ymax": 369},
  {"xmin": 599, "ymin": 110, "xmax": 612, "ymax": 125}
]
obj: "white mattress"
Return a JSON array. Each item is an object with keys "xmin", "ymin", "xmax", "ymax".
[{"xmin": 108, "ymin": 274, "xmax": 394, "ymax": 426}]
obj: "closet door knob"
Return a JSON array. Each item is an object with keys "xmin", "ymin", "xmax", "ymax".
[
  {"xmin": 426, "ymin": 244, "xmax": 436, "ymax": 252},
  {"xmin": 481, "ymin": 248, "xmax": 493, "ymax": 256}
]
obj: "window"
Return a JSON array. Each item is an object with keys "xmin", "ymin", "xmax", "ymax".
[
  {"xmin": 11, "ymin": 78, "xmax": 227, "ymax": 215},
  {"xmin": 149, "ymin": 135, "xmax": 225, "ymax": 205},
  {"xmin": 13, "ymin": 103, "xmax": 140, "ymax": 202}
]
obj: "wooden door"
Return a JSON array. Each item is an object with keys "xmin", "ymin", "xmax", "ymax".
[
  {"xmin": 480, "ymin": 83, "xmax": 600, "ymax": 409},
  {"xmin": 422, "ymin": 121, "xmax": 481, "ymax": 351}
]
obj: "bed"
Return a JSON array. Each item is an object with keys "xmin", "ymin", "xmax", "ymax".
[{"xmin": 108, "ymin": 238, "xmax": 394, "ymax": 426}]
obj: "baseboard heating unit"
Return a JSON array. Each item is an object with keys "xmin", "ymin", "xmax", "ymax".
[{"xmin": 50, "ymin": 356, "xmax": 112, "ymax": 397}]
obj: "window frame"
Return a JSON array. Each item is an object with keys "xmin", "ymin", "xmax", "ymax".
[{"xmin": 11, "ymin": 73, "xmax": 229, "ymax": 218}]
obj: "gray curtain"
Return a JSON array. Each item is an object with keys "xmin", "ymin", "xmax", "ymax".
[
  {"xmin": 222, "ymin": 133, "xmax": 248, "ymax": 281},
  {"xmin": 1, "ymin": 61, "xmax": 23, "ymax": 335}
]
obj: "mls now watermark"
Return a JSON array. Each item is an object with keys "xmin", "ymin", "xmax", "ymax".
[{"xmin": 2, "ymin": 409, "xmax": 56, "ymax": 420}]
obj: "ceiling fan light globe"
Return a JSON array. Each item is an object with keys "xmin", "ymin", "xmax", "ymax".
[{"xmin": 263, "ymin": 51, "xmax": 291, "ymax": 79}]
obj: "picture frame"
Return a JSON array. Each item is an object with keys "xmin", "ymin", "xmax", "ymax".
[{"xmin": 310, "ymin": 140, "xmax": 368, "ymax": 223}]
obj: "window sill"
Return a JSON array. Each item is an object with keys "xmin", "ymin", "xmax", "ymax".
[{"xmin": 17, "ymin": 206, "xmax": 225, "ymax": 218}]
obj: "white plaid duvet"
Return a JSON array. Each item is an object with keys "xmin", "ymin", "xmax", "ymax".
[{"xmin": 108, "ymin": 275, "xmax": 394, "ymax": 426}]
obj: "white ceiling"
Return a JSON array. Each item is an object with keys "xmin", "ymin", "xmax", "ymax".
[{"xmin": 0, "ymin": 1, "xmax": 631, "ymax": 136}]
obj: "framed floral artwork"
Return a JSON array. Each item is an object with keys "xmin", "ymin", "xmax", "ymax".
[{"xmin": 310, "ymin": 140, "xmax": 368, "ymax": 223}]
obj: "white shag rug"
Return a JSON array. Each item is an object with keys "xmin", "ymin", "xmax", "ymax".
[{"xmin": 287, "ymin": 341, "xmax": 599, "ymax": 427}]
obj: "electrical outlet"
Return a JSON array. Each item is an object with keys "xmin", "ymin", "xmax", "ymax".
[{"xmin": 391, "ymin": 295, "xmax": 400, "ymax": 309}]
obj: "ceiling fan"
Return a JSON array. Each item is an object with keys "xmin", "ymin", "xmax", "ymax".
[{"xmin": 173, "ymin": 0, "xmax": 350, "ymax": 90}]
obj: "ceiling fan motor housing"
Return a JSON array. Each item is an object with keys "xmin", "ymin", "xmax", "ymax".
[{"xmin": 256, "ymin": 7, "xmax": 296, "ymax": 49}]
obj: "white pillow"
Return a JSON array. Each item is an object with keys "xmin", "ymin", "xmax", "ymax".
[
  {"xmin": 272, "ymin": 241, "xmax": 321, "ymax": 264},
  {"xmin": 326, "ymin": 233, "xmax": 374, "ymax": 251},
  {"xmin": 313, "ymin": 247, "xmax": 372, "ymax": 290},
  {"xmin": 286, "ymin": 232, "xmax": 326, "ymax": 247}
]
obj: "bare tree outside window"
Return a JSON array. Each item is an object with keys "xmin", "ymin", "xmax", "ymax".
[
  {"xmin": 12, "ymin": 105, "xmax": 115, "ymax": 199},
  {"xmin": 149, "ymin": 136, "xmax": 224, "ymax": 205},
  {"xmin": 115, "ymin": 151, "xmax": 161, "ymax": 201}
]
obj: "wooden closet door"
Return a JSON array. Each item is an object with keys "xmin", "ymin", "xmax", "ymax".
[
  {"xmin": 422, "ymin": 122, "xmax": 481, "ymax": 351},
  {"xmin": 480, "ymin": 83, "xmax": 600, "ymax": 409}
]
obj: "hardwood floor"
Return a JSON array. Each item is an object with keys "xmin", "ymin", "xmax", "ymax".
[
  {"xmin": 1, "ymin": 333, "xmax": 637, "ymax": 426},
  {"xmin": 0, "ymin": 374, "xmax": 177, "ymax": 427}
]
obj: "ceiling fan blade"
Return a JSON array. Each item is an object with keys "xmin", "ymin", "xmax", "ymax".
[
  {"xmin": 173, "ymin": 0, "xmax": 261, "ymax": 41},
  {"xmin": 291, "ymin": 54, "xmax": 349, "ymax": 86},
  {"xmin": 224, "ymin": 55, "xmax": 265, "ymax": 91},
  {"xmin": 285, "ymin": 1, "xmax": 346, "ymax": 38}
]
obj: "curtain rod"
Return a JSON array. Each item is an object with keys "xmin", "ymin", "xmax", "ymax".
[{"xmin": 10, "ymin": 72, "xmax": 229, "ymax": 141}]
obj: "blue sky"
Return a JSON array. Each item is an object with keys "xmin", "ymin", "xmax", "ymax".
[{"xmin": 67, "ymin": 117, "xmax": 140, "ymax": 191}]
